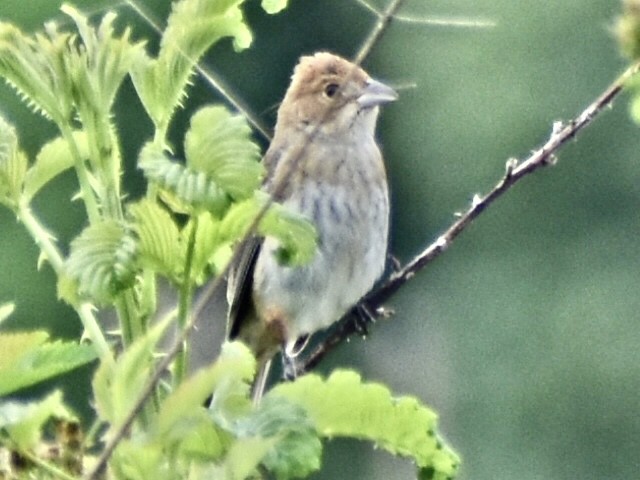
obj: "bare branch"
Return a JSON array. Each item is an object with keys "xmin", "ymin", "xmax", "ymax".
[
  {"xmin": 353, "ymin": 0, "xmax": 496, "ymax": 28},
  {"xmin": 297, "ymin": 60, "xmax": 640, "ymax": 375},
  {"xmin": 354, "ymin": 0, "xmax": 407, "ymax": 64}
]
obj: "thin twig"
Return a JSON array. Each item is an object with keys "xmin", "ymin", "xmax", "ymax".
[
  {"xmin": 354, "ymin": 0, "xmax": 407, "ymax": 64},
  {"xmin": 297, "ymin": 60, "xmax": 640, "ymax": 374},
  {"xmin": 354, "ymin": 0, "xmax": 495, "ymax": 28}
]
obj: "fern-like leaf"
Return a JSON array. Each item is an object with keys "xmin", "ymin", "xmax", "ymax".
[
  {"xmin": 185, "ymin": 105, "xmax": 263, "ymax": 200},
  {"xmin": 0, "ymin": 22, "xmax": 74, "ymax": 124},
  {"xmin": 128, "ymin": 199, "xmax": 182, "ymax": 281},
  {"xmin": 0, "ymin": 114, "xmax": 27, "ymax": 209},
  {"xmin": 130, "ymin": 0, "xmax": 252, "ymax": 131},
  {"xmin": 65, "ymin": 220, "xmax": 138, "ymax": 304},
  {"xmin": 270, "ymin": 370, "xmax": 460, "ymax": 479},
  {"xmin": 139, "ymin": 143, "xmax": 232, "ymax": 215},
  {"xmin": 0, "ymin": 331, "xmax": 98, "ymax": 396}
]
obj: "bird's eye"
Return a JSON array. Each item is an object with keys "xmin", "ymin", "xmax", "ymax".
[{"xmin": 324, "ymin": 83, "xmax": 340, "ymax": 98}]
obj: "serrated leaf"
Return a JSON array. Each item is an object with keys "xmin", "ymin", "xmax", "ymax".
[
  {"xmin": 0, "ymin": 390, "xmax": 75, "ymax": 450},
  {"xmin": 128, "ymin": 199, "xmax": 181, "ymax": 280},
  {"xmin": 61, "ymin": 5, "xmax": 144, "ymax": 117},
  {"xmin": 261, "ymin": 0, "xmax": 289, "ymax": 14},
  {"xmin": 66, "ymin": 219, "xmax": 138, "ymax": 304},
  {"xmin": 0, "ymin": 21, "xmax": 74, "ymax": 123},
  {"xmin": 270, "ymin": 370, "xmax": 460, "ymax": 478},
  {"xmin": 92, "ymin": 315, "xmax": 172, "ymax": 428},
  {"xmin": 139, "ymin": 143, "xmax": 231, "ymax": 215},
  {"xmin": 23, "ymin": 130, "xmax": 88, "ymax": 202},
  {"xmin": 185, "ymin": 105, "xmax": 263, "ymax": 200},
  {"xmin": 238, "ymin": 396, "xmax": 322, "ymax": 479},
  {"xmin": 0, "ymin": 331, "xmax": 98, "ymax": 396},
  {"xmin": 130, "ymin": 0, "xmax": 252, "ymax": 131},
  {"xmin": 0, "ymin": 114, "xmax": 27, "ymax": 209}
]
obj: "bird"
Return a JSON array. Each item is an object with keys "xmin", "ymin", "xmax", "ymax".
[{"xmin": 226, "ymin": 51, "xmax": 397, "ymax": 396}]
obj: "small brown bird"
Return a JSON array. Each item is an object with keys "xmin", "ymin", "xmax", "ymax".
[{"xmin": 227, "ymin": 52, "xmax": 397, "ymax": 393}]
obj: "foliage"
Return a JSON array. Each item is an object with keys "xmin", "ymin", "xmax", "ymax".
[
  {"xmin": 0, "ymin": 0, "xmax": 457, "ymax": 478},
  {"xmin": 616, "ymin": 0, "xmax": 640, "ymax": 122},
  {"xmin": 0, "ymin": 329, "xmax": 97, "ymax": 397}
]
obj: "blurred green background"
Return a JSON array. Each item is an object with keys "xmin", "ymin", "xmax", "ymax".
[{"xmin": 1, "ymin": 0, "xmax": 639, "ymax": 479}]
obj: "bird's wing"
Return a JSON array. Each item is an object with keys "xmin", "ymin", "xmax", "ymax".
[
  {"xmin": 226, "ymin": 236, "xmax": 262, "ymax": 339},
  {"xmin": 227, "ymin": 140, "xmax": 285, "ymax": 340}
]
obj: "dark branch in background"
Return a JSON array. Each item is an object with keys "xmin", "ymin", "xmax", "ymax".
[
  {"xmin": 297, "ymin": 60, "xmax": 640, "ymax": 375},
  {"xmin": 354, "ymin": 0, "xmax": 497, "ymax": 28},
  {"xmin": 354, "ymin": 0, "xmax": 406, "ymax": 63}
]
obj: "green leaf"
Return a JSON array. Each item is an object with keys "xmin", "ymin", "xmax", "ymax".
[
  {"xmin": 0, "ymin": 21, "xmax": 74, "ymax": 123},
  {"xmin": 139, "ymin": 143, "xmax": 231, "ymax": 215},
  {"xmin": 110, "ymin": 439, "xmax": 166, "ymax": 480},
  {"xmin": 185, "ymin": 212, "xmax": 228, "ymax": 285},
  {"xmin": 270, "ymin": 370, "xmax": 460, "ymax": 478},
  {"xmin": 23, "ymin": 131, "xmax": 88, "ymax": 202},
  {"xmin": 130, "ymin": 0, "xmax": 252, "ymax": 131},
  {"xmin": 92, "ymin": 315, "xmax": 172, "ymax": 428},
  {"xmin": 0, "ymin": 390, "xmax": 75, "ymax": 451},
  {"xmin": 128, "ymin": 199, "xmax": 182, "ymax": 281},
  {"xmin": 0, "ymin": 302, "xmax": 15, "ymax": 324},
  {"xmin": 261, "ymin": 0, "xmax": 289, "ymax": 14},
  {"xmin": 218, "ymin": 191, "xmax": 317, "ymax": 266},
  {"xmin": 237, "ymin": 396, "xmax": 322, "ymax": 479},
  {"xmin": 630, "ymin": 91, "xmax": 640, "ymax": 124},
  {"xmin": 61, "ymin": 5, "xmax": 143, "ymax": 117},
  {"xmin": 0, "ymin": 114, "xmax": 27, "ymax": 209},
  {"xmin": 0, "ymin": 331, "xmax": 98, "ymax": 396},
  {"xmin": 185, "ymin": 105, "xmax": 263, "ymax": 200},
  {"xmin": 108, "ymin": 343, "xmax": 254, "ymax": 477},
  {"xmin": 260, "ymin": 196, "xmax": 318, "ymax": 266},
  {"xmin": 154, "ymin": 342, "xmax": 255, "ymax": 460},
  {"xmin": 220, "ymin": 436, "xmax": 276, "ymax": 479},
  {"xmin": 158, "ymin": 342, "xmax": 255, "ymax": 437},
  {"xmin": 65, "ymin": 219, "xmax": 138, "ymax": 304}
]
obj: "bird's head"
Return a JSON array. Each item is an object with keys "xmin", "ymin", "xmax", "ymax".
[{"xmin": 275, "ymin": 52, "xmax": 397, "ymax": 137}]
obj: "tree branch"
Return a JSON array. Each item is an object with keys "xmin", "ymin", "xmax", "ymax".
[
  {"xmin": 297, "ymin": 60, "xmax": 640, "ymax": 375},
  {"xmin": 354, "ymin": 0, "xmax": 407, "ymax": 64}
]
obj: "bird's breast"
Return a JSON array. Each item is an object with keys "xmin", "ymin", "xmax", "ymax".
[{"xmin": 253, "ymin": 137, "xmax": 389, "ymax": 341}]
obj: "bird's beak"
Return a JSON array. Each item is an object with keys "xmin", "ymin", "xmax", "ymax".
[{"xmin": 357, "ymin": 78, "xmax": 398, "ymax": 109}]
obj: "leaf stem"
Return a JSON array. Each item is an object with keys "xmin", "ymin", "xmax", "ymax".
[
  {"xmin": 174, "ymin": 215, "xmax": 199, "ymax": 386},
  {"xmin": 17, "ymin": 201, "xmax": 113, "ymax": 363},
  {"xmin": 60, "ymin": 125, "xmax": 101, "ymax": 224}
]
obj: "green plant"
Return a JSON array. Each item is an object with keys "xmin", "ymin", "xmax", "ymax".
[{"xmin": 0, "ymin": 1, "xmax": 458, "ymax": 478}]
